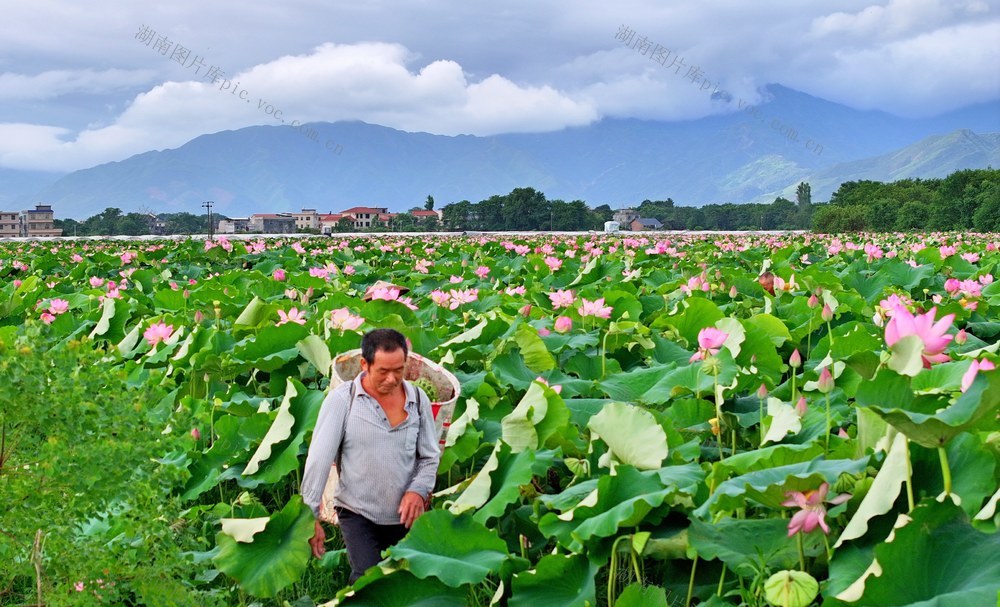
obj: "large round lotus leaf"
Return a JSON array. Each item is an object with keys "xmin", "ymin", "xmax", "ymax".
[
  {"xmin": 833, "ymin": 500, "xmax": 1000, "ymax": 606},
  {"xmin": 508, "ymin": 554, "xmax": 598, "ymax": 607},
  {"xmin": 384, "ymin": 510, "xmax": 510, "ymax": 587},
  {"xmin": 764, "ymin": 570, "xmax": 819, "ymax": 607},
  {"xmin": 615, "ymin": 583, "xmax": 668, "ymax": 607},
  {"xmin": 856, "ymin": 367, "xmax": 1000, "ymax": 448},
  {"xmin": 213, "ymin": 496, "xmax": 315, "ymax": 598},
  {"xmin": 331, "ymin": 568, "xmax": 466, "ymax": 606},
  {"xmin": 587, "ymin": 402, "xmax": 667, "ymax": 470}
]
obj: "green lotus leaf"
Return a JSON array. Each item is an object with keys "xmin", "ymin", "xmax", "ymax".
[
  {"xmin": 508, "ymin": 554, "xmax": 598, "ymax": 607},
  {"xmin": 764, "ymin": 570, "xmax": 818, "ymax": 607},
  {"xmin": 500, "ymin": 380, "xmax": 570, "ymax": 452},
  {"xmin": 761, "ymin": 398, "xmax": 802, "ymax": 445},
  {"xmin": 297, "ymin": 334, "xmax": 332, "ymax": 376},
  {"xmin": 836, "ymin": 433, "xmax": 909, "ymax": 547},
  {"xmin": 213, "ymin": 496, "xmax": 315, "ymax": 598},
  {"xmin": 230, "ymin": 322, "xmax": 310, "ymax": 371},
  {"xmin": 696, "ymin": 457, "xmax": 868, "ymax": 518},
  {"xmin": 588, "ymin": 402, "xmax": 668, "ymax": 470},
  {"xmin": 538, "ymin": 466, "xmax": 677, "ymax": 552},
  {"xmin": 385, "ymin": 510, "xmax": 509, "ymax": 587},
  {"xmin": 181, "ymin": 411, "xmax": 272, "ymax": 500},
  {"xmin": 448, "ymin": 441, "xmax": 535, "ymax": 524},
  {"xmin": 690, "ymin": 518, "xmax": 823, "ymax": 577},
  {"xmin": 856, "ymin": 367, "xmax": 1000, "ymax": 448},
  {"xmin": 833, "ymin": 500, "xmax": 1000, "ymax": 606},
  {"xmin": 709, "ymin": 443, "xmax": 824, "ymax": 487},
  {"xmin": 887, "ymin": 334, "xmax": 927, "ymax": 377},
  {"xmin": 332, "ymin": 567, "xmax": 466, "ymax": 606},
  {"xmin": 243, "ymin": 378, "xmax": 325, "ymax": 483},
  {"xmin": 614, "ymin": 583, "xmax": 668, "ymax": 607},
  {"xmin": 234, "ymin": 295, "xmax": 268, "ymax": 328},
  {"xmin": 513, "ymin": 322, "xmax": 556, "ymax": 373}
]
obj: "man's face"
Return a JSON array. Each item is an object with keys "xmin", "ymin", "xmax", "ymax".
[{"xmin": 361, "ymin": 347, "xmax": 407, "ymax": 396}]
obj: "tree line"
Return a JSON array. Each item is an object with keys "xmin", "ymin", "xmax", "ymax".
[
  {"xmin": 51, "ymin": 169, "xmax": 999, "ymax": 236},
  {"xmin": 55, "ymin": 209, "xmax": 222, "ymax": 236},
  {"xmin": 812, "ymin": 168, "xmax": 1000, "ymax": 232}
]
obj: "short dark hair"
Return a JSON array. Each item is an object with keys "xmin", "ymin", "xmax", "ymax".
[{"xmin": 361, "ymin": 328, "xmax": 408, "ymax": 364}]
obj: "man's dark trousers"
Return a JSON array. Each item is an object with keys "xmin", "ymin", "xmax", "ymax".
[{"xmin": 336, "ymin": 507, "xmax": 408, "ymax": 583}]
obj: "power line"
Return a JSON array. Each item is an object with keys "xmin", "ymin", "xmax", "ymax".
[{"xmin": 202, "ymin": 201, "xmax": 214, "ymax": 239}]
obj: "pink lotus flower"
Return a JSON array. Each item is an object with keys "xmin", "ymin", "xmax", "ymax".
[
  {"xmin": 448, "ymin": 288, "xmax": 479, "ymax": 309},
  {"xmin": 144, "ymin": 321, "xmax": 174, "ymax": 347},
  {"xmin": 329, "ymin": 308, "xmax": 364, "ymax": 331},
  {"xmin": 430, "ymin": 289, "xmax": 451, "ymax": 307},
  {"xmin": 309, "ymin": 267, "xmax": 330, "ymax": 280},
  {"xmin": 276, "ymin": 308, "xmax": 307, "ymax": 326},
  {"xmin": 544, "ymin": 256, "xmax": 562, "ymax": 272},
  {"xmin": 548, "ymin": 289, "xmax": 575, "ymax": 309},
  {"xmin": 344, "ymin": 265, "xmax": 356, "ymax": 275},
  {"xmin": 885, "ymin": 306, "xmax": 954, "ymax": 367},
  {"xmin": 449, "ymin": 275, "xmax": 463, "ymax": 284},
  {"xmin": 369, "ymin": 286, "xmax": 401, "ymax": 301},
  {"xmin": 782, "ymin": 482, "xmax": 850, "ymax": 536},
  {"xmin": 554, "ymin": 316, "xmax": 572, "ymax": 333},
  {"xmin": 40, "ymin": 312, "xmax": 56, "ymax": 324},
  {"xmin": 273, "ymin": 268, "xmax": 286, "ymax": 281},
  {"xmin": 939, "ymin": 245, "xmax": 956, "ymax": 257},
  {"xmin": 48, "ymin": 299, "xmax": 69, "ymax": 315},
  {"xmin": 961, "ymin": 359, "xmax": 996, "ymax": 392},
  {"xmin": 535, "ymin": 376, "xmax": 562, "ymax": 394},
  {"xmin": 89, "ymin": 276, "xmax": 105, "ymax": 288},
  {"xmin": 578, "ymin": 297, "xmax": 612, "ymax": 319},
  {"xmin": 505, "ymin": 285, "xmax": 526, "ymax": 296},
  {"xmin": 475, "ymin": 265, "xmax": 490, "ymax": 278},
  {"xmin": 698, "ymin": 327, "xmax": 728, "ymax": 352}
]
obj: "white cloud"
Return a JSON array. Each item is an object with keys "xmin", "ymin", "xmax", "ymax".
[
  {"xmin": 0, "ymin": 68, "xmax": 157, "ymax": 100},
  {"xmin": 0, "ymin": 41, "xmax": 599, "ymax": 171}
]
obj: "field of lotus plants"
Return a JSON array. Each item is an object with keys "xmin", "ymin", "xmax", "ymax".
[{"xmin": 1, "ymin": 231, "xmax": 998, "ymax": 607}]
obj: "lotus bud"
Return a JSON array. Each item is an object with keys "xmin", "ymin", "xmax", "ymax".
[
  {"xmin": 821, "ymin": 304, "xmax": 834, "ymax": 322},
  {"xmin": 817, "ymin": 367, "xmax": 834, "ymax": 394},
  {"xmin": 554, "ymin": 316, "xmax": 572, "ymax": 333},
  {"xmin": 708, "ymin": 417, "xmax": 720, "ymax": 436},
  {"xmin": 194, "ymin": 310, "xmax": 205, "ymax": 323},
  {"xmin": 955, "ymin": 329, "xmax": 968, "ymax": 345},
  {"xmin": 789, "ymin": 349, "xmax": 802, "ymax": 369},
  {"xmin": 519, "ymin": 304, "xmax": 532, "ymax": 317},
  {"xmin": 796, "ymin": 396, "xmax": 808, "ymax": 416},
  {"xmin": 729, "ymin": 285, "xmax": 738, "ymax": 298},
  {"xmin": 191, "ymin": 427, "xmax": 201, "ymax": 441},
  {"xmin": 807, "ymin": 293, "xmax": 819, "ymax": 308},
  {"xmin": 213, "ymin": 300, "xmax": 222, "ymax": 320},
  {"xmin": 756, "ymin": 383, "xmax": 768, "ymax": 399}
]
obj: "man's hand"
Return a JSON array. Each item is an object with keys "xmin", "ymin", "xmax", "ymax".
[
  {"xmin": 309, "ymin": 520, "xmax": 326, "ymax": 559},
  {"xmin": 398, "ymin": 491, "xmax": 426, "ymax": 528}
]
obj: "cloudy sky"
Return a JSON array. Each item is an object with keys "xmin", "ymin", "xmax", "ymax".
[{"xmin": 1, "ymin": 0, "xmax": 997, "ymax": 173}]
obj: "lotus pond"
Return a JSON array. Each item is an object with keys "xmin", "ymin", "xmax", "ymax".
[{"xmin": 1, "ymin": 232, "xmax": 998, "ymax": 607}]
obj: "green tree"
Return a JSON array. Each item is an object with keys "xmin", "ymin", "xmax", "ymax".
[
  {"xmin": 441, "ymin": 200, "xmax": 472, "ymax": 231},
  {"xmin": 424, "ymin": 195, "xmax": 434, "ymax": 211},
  {"xmin": 972, "ymin": 180, "xmax": 1000, "ymax": 231}
]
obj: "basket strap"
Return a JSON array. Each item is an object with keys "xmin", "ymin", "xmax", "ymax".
[{"xmin": 336, "ymin": 381, "xmax": 356, "ymax": 470}]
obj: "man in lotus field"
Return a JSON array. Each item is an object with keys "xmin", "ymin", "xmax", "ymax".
[{"xmin": 301, "ymin": 328, "xmax": 440, "ymax": 583}]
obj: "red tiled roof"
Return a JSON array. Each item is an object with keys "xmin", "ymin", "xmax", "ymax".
[
  {"xmin": 319, "ymin": 214, "xmax": 345, "ymax": 221},
  {"xmin": 250, "ymin": 213, "xmax": 292, "ymax": 219},
  {"xmin": 410, "ymin": 210, "xmax": 439, "ymax": 217}
]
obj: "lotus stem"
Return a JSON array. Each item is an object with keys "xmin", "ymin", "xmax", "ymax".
[
  {"xmin": 904, "ymin": 438, "xmax": 915, "ymax": 511},
  {"xmin": 716, "ymin": 565, "xmax": 726, "ymax": 597},
  {"xmin": 824, "ymin": 392, "xmax": 832, "ymax": 455},
  {"xmin": 685, "ymin": 554, "xmax": 699, "ymax": 607},
  {"xmin": 796, "ymin": 532, "xmax": 806, "ymax": 572},
  {"xmin": 938, "ymin": 446, "xmax": 952, "ymax": 496}
]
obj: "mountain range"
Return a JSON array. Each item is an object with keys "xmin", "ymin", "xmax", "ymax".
[{"xmin": 2, "ymin": 85, "xmax": 998, "ymax": 220}]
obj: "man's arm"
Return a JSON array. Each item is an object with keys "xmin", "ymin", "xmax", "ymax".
[{"xmin": 300, "ymin": 382, "xmax": 351, "ymax": 517}]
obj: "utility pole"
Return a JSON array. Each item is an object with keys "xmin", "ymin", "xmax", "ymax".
[{"xmin": 202, "ymin": 201, "xmax": 214, "ymax": 239}]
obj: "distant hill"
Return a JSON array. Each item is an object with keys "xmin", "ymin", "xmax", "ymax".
[
  {"xmin": 7, "ymin": 84, "xmax": 1000, "ymax": 219},
  {"xmin": 761, "ymin": 129, "xmax": 1000, "ymax": 203}
]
